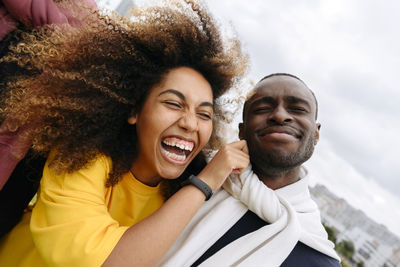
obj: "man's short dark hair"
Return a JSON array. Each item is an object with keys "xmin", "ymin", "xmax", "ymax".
[{"xmin": 243, "ymin": 73, "xmax": 318, "ymax": 121}]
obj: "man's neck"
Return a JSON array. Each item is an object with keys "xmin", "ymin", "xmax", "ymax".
[{"xmin": 256, "ymin": 166, "xmax": 302, "ymax": 190}]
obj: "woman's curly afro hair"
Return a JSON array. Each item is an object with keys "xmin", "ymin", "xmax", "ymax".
[{"xmin": 0, "ymin": 0, "xmax": 248, "ymax": 187}]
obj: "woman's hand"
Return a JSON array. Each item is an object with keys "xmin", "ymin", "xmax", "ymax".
[{"xmin": 197, "ymin": 140, "xmax": 249, "ymax": 191}]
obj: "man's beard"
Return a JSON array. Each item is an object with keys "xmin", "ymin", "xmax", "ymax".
[{"xmin": 250, "ymin": 135, "xmax": 315, "ymax": 176}]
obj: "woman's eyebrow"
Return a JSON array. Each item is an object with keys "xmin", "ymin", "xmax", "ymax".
[
  {"xmin": 159, "ymin": 89, "xmax": 185, "ymax": 100},
  {"xmin": 199, "ymin": 102, "xmax": 214, "ymax": 108},
  {"xmin": 159, "ymin": 89, "xmax": 214, "ymax": 108}
]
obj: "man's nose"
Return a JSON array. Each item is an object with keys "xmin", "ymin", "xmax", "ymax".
[
  {"xmin": 269, "ymin": 106, "xmax": 292, "ymax": 124},
  {"xmin": 178, "ymin": 112, "xmax": 199, "ymax": 132}
]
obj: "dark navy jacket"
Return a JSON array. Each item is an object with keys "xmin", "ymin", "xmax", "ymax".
[{"xmin": 192, "ymin": 210, "xmax": 341, "ymax": 267}]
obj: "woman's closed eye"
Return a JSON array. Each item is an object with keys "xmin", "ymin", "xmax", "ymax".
[
  {"xmin": 164, "ymin": 101, "xmax": 182, "ymax": 109},
  {"xmin": 197, "ymin": 112, "xmax": 212, "ymax": 120}
]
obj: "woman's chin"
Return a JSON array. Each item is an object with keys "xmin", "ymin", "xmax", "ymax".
[{"xmin": 157, "ymin": 167, "xmax": 186, "ymax": 180}]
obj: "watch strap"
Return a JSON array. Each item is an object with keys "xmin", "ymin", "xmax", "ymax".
[{"xmin": 186, "ymin": 174, "xmax": 213, "ymax": 201}]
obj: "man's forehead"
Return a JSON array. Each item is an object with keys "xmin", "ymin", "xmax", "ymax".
[
  {"xmin": 242, "ymin": 75, "xmax": 318, "ymax": 120},
  {"xmin": 250, "ymin": 76, "xmax": 312, "ymax": 102}
]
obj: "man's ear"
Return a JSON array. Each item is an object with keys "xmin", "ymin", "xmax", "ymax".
[
  {"xmin": 127, "ymin": 112, "xmax": 138, "ymax": 125},
  {"xmin": 238, "ymin": 123, "xmax": 244, "ymax": 140},
  {"xmin": 314, "ymin": 123, "xmax": 321, "ymax": 145}
]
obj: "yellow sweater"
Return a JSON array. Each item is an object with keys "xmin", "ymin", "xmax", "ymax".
[{"xmin": 0, "ymin": 156, "xmax": 164, "ymax": 267}]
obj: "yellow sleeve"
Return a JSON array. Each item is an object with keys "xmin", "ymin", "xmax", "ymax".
[{"xmin": 30, "ymin": 156, "xmax": 128, "ymax": 267}]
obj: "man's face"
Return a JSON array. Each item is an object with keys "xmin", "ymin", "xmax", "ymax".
[{"xmin": 239, "ymin": 76, "xmax": 320, "ymax": 174}]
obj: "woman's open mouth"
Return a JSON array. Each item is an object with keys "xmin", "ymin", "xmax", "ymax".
[{"xmin": 161, "ymin": 136, "xmax": 194, "ymax": 164}]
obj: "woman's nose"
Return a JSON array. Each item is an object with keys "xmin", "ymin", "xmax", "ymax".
[{"xmin": 178, "ymin": 112, "xmax": 198, "ymax": 132}]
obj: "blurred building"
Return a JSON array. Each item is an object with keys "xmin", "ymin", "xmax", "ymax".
[
  {"xmin": 311, "ymin": 184, "xmax": 400, "ymax": 267},
  {"xmin": 96, "ymin": 0, "xmax": 135, "ymax": 16}
]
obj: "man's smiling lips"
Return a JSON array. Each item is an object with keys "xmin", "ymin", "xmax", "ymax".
[{"xmin": 257, "ymin": 126, "xmax": 302, "ymax": 141}]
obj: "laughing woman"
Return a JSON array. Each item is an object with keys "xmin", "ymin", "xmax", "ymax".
[{"xmin": 0, "ymin": 1, "xmax": 248, "ymax": 266}]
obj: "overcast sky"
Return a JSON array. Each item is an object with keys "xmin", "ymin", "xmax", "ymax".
[
  {"xmin": 199, "ymin": 0, "xmax": 400, "ymax": 237},
  {"xmin": 100, "ymin": 0, "xmax": 400, "ymax": 237}
]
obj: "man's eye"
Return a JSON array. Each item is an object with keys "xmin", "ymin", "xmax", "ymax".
[
  {"xmin": 289, "ymin": 106, "xmax": 307, "ymax": 113},
  {"xmin": 253, "ymin": 107, "xmax": 271, "ymax": 113}
]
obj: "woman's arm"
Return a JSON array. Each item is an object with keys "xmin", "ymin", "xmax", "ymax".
[{"xmin": 103, "ymin": 140, "xmax": 249, "ymax": 267}]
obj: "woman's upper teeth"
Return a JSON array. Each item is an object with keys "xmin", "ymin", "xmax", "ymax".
[
  {"xmin": 176, "ymin": 143, "xmax": 191, "ymax": 151},
  {"xmin": 163, "ymin": 138, "xmax": 194, "ymax": 151}
]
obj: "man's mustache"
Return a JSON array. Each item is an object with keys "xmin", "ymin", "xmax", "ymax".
[{"xmin": 256, "ymin": 125, "xmax": 303, "ymax": 139}]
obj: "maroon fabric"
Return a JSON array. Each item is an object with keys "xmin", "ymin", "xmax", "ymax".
[
  {"xmin": 0, "ymin": 119, "xmax": 33, "ymax": 190},
  {"xmin": 0, "ymin": 0, "xmax": 97, "ymax": 40},
  {"xmin": 0, "ymin": 145, "xmax": 21, "ymax": 190},
  {"xmin": 0, "ymin": 0, "xmax": 97, "ymax": 190},
  {"xmin": 0, "ymin": 4, "xmax": 17, "ymax": 40}
]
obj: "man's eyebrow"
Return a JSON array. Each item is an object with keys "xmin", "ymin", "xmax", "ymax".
[
  {"xmin": 158, "ymin": 89, "xmax": 214, "ymax": 108},
  {"xmin": 248, "ymin": 96, "xmax": 276, "ymax": 108},
  {"xmin": 285, "ymin": 96, "xmax": 311, "ymax": 108}
]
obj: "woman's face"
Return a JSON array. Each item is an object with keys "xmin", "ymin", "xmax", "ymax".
[{"xmin": 129, "ymin": 67, "xmax": 214, "ymax": 186}]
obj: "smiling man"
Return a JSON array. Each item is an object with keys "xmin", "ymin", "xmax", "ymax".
[
  {"xmin": 240, "ymin": 73, "xmax": 320, "ymax": 190},
  {"xmin": 160, "ymin": 73, "xmax": 341, "ymax": 267}
]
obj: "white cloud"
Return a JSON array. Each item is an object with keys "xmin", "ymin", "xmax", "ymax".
[
  {"xmin": 103, "ymin": 0, "xmax": 400, "ymax": 236},
  {"xmin": 204, "ymin": 0, "xmax": 400, "ymax": 236},
  {"xmin": 306, "ymin": 139, "xmax": 400, "ymax": 236}
]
